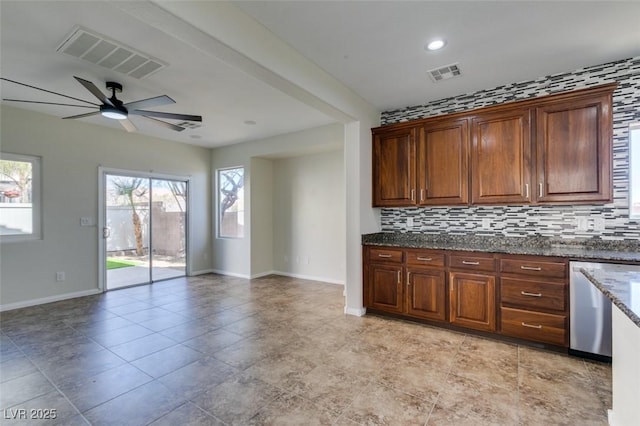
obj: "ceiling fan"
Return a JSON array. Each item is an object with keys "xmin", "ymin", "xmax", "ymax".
[{"xmin": 0, "ymin": 76, "xmax": 202, "ymax": 132}]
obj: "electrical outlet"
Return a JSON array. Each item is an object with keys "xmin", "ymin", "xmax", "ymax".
[
  {"xmin": 55, "ymin": 271, "xmax": 65, "ymax": 282},
  {"xmin": 80, "ymin": 217, "xmax": 92, "ymax": 226},
  {"xmin": 305, "ymin": 256, "xmax": 309, "ymax": 264},
  {"xmin": 481, "ymin": 218, "xmax": 491, "ymax": 229},
  {"xmin": 594, "ymin": 218, "xmax": 605, "ymax": 231},
  {"xmin": 575, "ymin": 218, "xmax": 589, "ymax": 231},
  {"xmin": 284, "ymin": 255, "xmax": 288, "ymax": 263},
  {"xmin": 407, "ymin": 217, "xmax": 414, "ymax": 227}
]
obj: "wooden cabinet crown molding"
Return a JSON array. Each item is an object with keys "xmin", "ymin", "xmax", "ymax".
[{"xmin": 372, "ymin": 83, "xmax": 618, "ymax": 134}]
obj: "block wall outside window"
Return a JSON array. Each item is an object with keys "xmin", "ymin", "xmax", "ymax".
[{"xmin": 0, "ymin": 152, "xmax": 41, "ymax": 242}]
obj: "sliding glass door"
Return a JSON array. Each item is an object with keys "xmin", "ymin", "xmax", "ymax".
[{"xmin": 103, "ymin": 171, "xmax": 187, "ymax": 290}]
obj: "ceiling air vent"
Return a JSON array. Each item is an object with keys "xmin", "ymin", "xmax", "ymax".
[
  {"xmin": 56, "ymin": 26, "xmax": 167, "ymax": 79},
  {"xmin": 427, "ymin": 63, "xmax": 462, "ymax": 83}
]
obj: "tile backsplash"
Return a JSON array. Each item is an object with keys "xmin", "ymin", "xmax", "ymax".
[{"xmin": 380, "ymin": 56, "xmax": 640, "ymax": 241}]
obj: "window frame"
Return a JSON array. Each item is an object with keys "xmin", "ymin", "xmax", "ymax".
[
  {"xmin": 216, "ymin": 166, "xmax": 245, "ymax": 239},
  {"xmin": 0, "ymin": 152, "xmax": 42, "ymax": 243}
]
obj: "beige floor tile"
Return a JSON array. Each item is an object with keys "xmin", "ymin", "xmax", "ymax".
[
  {"xmin": 246, "ymin": 393, "xmax": 337, "ymax": 426},
  {"xmin": 341, "ymin": 383, "xmax": 433, "ymax": 425},
  {"xmin": 191, "ymin": 374, "xmax": 283, "ymax": 425},
  {"xmin": 0, "ymin": 274, "xmax": 613, "ymax": 425}
]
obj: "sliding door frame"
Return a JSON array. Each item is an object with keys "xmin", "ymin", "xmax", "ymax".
[{"xmin": 98, "ymin": 166, "xmax": 191, "ymax": 292}]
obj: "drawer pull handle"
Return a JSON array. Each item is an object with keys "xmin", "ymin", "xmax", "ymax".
[
  {"xmin": 462, "ymin": 261, "xmax": 480, "ymax": 265},
  {"xmin": 417, "ymin": 257, "xmax": 433, "ymax": 261},
  {"xmin": 520, "ymin": 266, "xmax": 542, "ymax": 271},
  {"xmin": 522, "ymin": 322, "xmax": 543, "ymax": 329},
  {"xmin": 521, "ymin": 291, "xmax": 542, "ymax": 297},
  {"xmin": 378, "ymin": 254, "xmax": 392, "ymax": 258}
]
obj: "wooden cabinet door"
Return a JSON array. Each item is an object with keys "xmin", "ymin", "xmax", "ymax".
[
  {"xmin": 367, "ymin": 263, "xmax": 404, "ymax": 313},
  {"xmin": 406, "ymin": 267, "xmax": 446, "ymax": 321},
  {"xmin": 535, "ymin": 93, "xmax": 612, "ymax": 203},
  {"xmin": 418, "ymin": 119, "xmax": 469, "ymax": 205},
  {"xmin": 449, "ymin": 271, "xmax": 496, "ymax": 331},
  {"xmin": 471, "ymin": 109, "xmax": 531, "ymax": 204},
  {"xmin": 372, "ymin": 128, "xmax": 416, "ymax": 206}
]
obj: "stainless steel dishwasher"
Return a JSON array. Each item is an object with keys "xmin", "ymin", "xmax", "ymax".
[
  {"xmin": 569, "ymin": 261, "xmax": 615, "ymax": 360},
  {"xmin": 569, "ymin": 261, "xmax": 640, "ymax": 361}
]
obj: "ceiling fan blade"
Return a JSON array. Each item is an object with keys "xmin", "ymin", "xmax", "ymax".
[
  {"xmin": 119, "ymin": 119, "xmax": 137, "ymax": 133},
  {"xmin": 2, "ymin": 99, "xmax": 96, "ymax": 109},
  {"xmin": 124, "ymin": 95, "xmax": 175, "ymax": 111},
  {"xmin": 129, "ymin": 110, "xmax": 202, "ymax": 122},
  {"xmin": 140, "ymin": 115, "xmax": 185, "ymax": 132},
  {"xmin": 74, "ymin": 76, "xmax": 113, "ymax": 106},
  {"xmin": 1, "ymin": 77, "xmax": 99, "ymax": 106},
  {"xmin": 62, "ymin": 111, "xmax": 100, "ymax": 120}
]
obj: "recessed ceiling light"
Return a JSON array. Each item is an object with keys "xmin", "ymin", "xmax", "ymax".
[
  {"xmin": 244, "ymin": 120, "xmax": 257, "ymax": 126},
  {"xmin": 426, "ymin": 39, "xmax": 446, "ymax": 51}
]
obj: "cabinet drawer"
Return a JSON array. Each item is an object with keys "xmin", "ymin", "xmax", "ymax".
[
  {"xmin": 369, "ymin": 248, "xmax": 403, "ymax": 263},
  {"xmin": 501, "ymin": 278, "xmax": 566, "ymax": 312},
  {"xmin": 406, "ymin": 250, "xmax": 445, "ymax": 268},
  {"xmin": 500, "ymin": 307, "xmax": 567, "ymax": 346},
  {"xmin": 449, "ymin": 254, "xmax": 496, "ymax": 272},
  {"xmin": 500, "ymin": 258, "xmax": 567, "ymax": 279}
]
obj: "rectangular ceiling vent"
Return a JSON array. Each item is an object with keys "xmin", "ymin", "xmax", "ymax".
[
  {"xmin": 427, "ymin": 63, "xmax": 462, "ymax": 83},
  {"xmin": 56, "ymin": 26, "xmax": 168, "ymax": 79}
]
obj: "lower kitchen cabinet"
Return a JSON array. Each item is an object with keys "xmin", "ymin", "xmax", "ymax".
[
  {"xmin": 363, "ymin": 246, "xmax": 570, "ymax": 348},
  {"xmin": 367, "ymin": 263, "xmax": 403, "ymax": 314},
  {"xmin": 406, "ymin": 267, "xmax": 446, "ymax": 321},
  {"xmin": 449, "ymin": 271, "xmax": 496, "ymax": 332},
  {"xmin": 500, "ymin": 307, "xmax": 566, "ymax": 346}
]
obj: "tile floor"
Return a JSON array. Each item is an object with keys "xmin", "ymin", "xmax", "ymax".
[{"xmin": 0, "ymin": 274, "xmax": 611, "ymax": 425}]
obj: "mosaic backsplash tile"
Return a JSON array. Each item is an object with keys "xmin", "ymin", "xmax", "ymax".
[{"xmin": 380, "ymin": 56, "xmax": 640, "ymax": 241}]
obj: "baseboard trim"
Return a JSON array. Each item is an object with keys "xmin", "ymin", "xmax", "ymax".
[
  {"xmin": 272, "ymin": 270, "xmax": 345, "ymax": 285},
  {"xmin": 190, "ymin": 269, "xmax": 215, "ymax": 276},
  {"xmin": 0, "ymin": 288, "xmax": 102, "ymax": 312},
  {"xmin": 344, "ymin": 306, "xmax": 367, "ymax": 317},
  {"xmin": 210, "ymin": 269, "xmax": 251, "ymax": 279},
  {"xmin": 251, "ymin": 270, "xmax": 277, "ymax": 279}
]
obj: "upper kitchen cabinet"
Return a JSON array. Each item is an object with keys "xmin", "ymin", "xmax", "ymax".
[
  {"xmin": 371, "ymin": 83, "xmax": 616, "ymax": 207},
  {"xmin": 418, "ymin": 118, "xmax": 469, "ymax": 205},
  {"xmin": 535, "ymin": 89, "xmax": 613, "ymax": 204},
  {"xmin": 372, "ymin": 127, "xmax": 416, "ymax": 206},
  {"xmin": 471, "ymin": 108, "xmax": 532, "ymax": 204}
]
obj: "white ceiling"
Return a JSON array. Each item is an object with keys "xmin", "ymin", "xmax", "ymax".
[{"xmin": 1, "ymin": 1, "xmax": 639, "ymax": 148}]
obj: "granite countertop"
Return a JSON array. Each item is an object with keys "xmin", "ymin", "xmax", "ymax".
[
  {"xmin": 362, "ymin": 232, "xmax": 640, "ymax": 263},
  {"xmin": 580, "ymin": 268, "xmax": 640, "ymax": 327}
]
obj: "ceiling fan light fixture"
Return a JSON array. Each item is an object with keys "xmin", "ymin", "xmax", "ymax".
[{"xmin": 100, "ymin": 105, "xmax": 128, "ymax": 120}]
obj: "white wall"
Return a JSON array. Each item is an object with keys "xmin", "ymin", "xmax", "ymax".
[
  {"xmin": 210, "ymin": 123, "xmax": 344, "ymax": 278},
  {"xmin": 0, "ymin": 105, "xmax": 212, "ymax": 309},
  {"xmin": 272, "ymin": 150, "xmax": 345, "ymax": 284}
]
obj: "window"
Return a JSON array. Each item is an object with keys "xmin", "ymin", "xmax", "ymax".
[
  {"xmin": 0, "ymin": 153, "xmax": 41, "ymax": 241},
  {"xmin": 630, "ymin": 123, "xmax": 640, "ymax": 219},
  {"xmin": 217, "ymin": 167, "xmax": 244, "ymax": 238}
]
